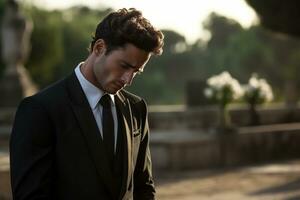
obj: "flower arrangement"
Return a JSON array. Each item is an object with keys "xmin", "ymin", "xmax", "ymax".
[
  {"xmin": 204, "ymin": 71, "xmax": 243, "ymax": 105},
  {"xmin": 204, "ymin": 71, "xmax": 243, "ymax": 132},
  {"xmin": 243, "ymin": 74, "xmax": 273, "ymax": 105},
  {"xmin": 243, "ymin": 74, "xmax": 273, "ymax": 125}
]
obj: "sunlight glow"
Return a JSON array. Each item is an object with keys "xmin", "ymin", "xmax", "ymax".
[{"xmin": 29, "ymin": 0, "xmax": 258, "ymax": 44}]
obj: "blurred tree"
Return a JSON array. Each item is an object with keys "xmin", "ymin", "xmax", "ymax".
[
  {"xmin": 15, "ymin": 4, "xmax": 300, "ymax": 105},
  {"xmin": 0, "ymin": 0, "xmax": 7, "ymax": 77},
  {"xmin": 190, "ymin": 13, "xmax": 300, "ymax": 103},
  {"xmin": 203, "ymin": 12, "xmax": 243, "ymax": 48},
  {"xmin": 22, "ymin": 5, "xmax": 110, "ymax": 87},
  {"xmin": 23, "ymin": 6, "xmax": 64, "ymax": 87},
  {"xmin": 245, "ymin": 0, "xmax": 300, "ymax": 106},
  {"xmin": 246, "ymin": 0, "xmax": 300, "ymax": 37},
  {"xmin": 204, "ymin": 13, "xmax": 244, "ymax": 75},
  {"xmin": 54, "ymin": 6, "xmax": 111, "ymax": 79}
]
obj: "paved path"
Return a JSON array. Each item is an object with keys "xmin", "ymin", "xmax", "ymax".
[
  {"xmin": 156, "ymin": 160, "xmax": 300, "ymax": 200},
  {"xmin": 1, "ymin": 150, "xmax": 300, "ymax": 199},
  {"xmin": 0, "ymin": 151, "xmax": 10, "ymax": 200}
]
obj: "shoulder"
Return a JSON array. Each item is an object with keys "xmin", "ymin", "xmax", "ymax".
[
  {"xmin": 119, "ymin": 89, "xmax": 148, "ymax": 114},
  {"xmin": 120, "ymin": 89, "xmax": 142, "ymax": 103},
  {"xmin": 119, "ymin": 90, "xmax": 147, "ymax": 106},
  {"xmin": 18, "ymin": 74, "xmax": 70, "ymax": 111}
]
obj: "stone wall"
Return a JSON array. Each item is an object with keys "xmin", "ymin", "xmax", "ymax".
[
  {"xmin": 150, "ymin": 123, "xmax": 300, "ymax": 171},
  {"xmin": 148, "ymin": 104, "xmax": 300, "ymax": 130}
]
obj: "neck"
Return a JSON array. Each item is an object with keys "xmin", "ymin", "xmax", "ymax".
[{"xmin": 80, "ymin": 56, "xmax": 101, "ymax": 90}]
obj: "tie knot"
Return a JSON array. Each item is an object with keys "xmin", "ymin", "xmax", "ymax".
[{"xmin": 99, "ymin": 94, "xmax": 111, "ymax": 107}]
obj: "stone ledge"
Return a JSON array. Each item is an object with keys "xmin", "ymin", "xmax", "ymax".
[
  {"xmin": 239, "ymin": 122, "xmax": 300, "ymax": 134},
  {"xmin": 150, "ymin": 123, "xmax": 300, "ymax": 171},
  {"xmin": 148, "ymin": 104, "xmax": 300, "ymax": 130}
]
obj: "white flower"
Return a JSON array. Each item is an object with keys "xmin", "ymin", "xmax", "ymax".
[
  {"xmin": 244, "ymin": 74, "xmax": 274, "ymax": 103},
  {"xmin": 258, "ymin": 79, "xmax": 273, "ymax": 102},
  {"xmin": 230, "ymin": 78, "xmax": 244, "ymax": 99},
  {"xmin": 207, "ymin": 71, "xmax": 231, "ymax": 90},
  {"xmin": 249, "ymin": 78, "xmax": 258, "ymax": 88},
  {"xmin": 205, "ymin": 71, "xmax": 243, "ymax": 102}
]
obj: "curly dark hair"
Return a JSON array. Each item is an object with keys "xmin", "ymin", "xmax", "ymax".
[{"xmin": 89, "ymin": 8, "xmax": 164, "ymax": 55}]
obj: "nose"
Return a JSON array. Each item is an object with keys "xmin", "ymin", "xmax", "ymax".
[{"xmin": 122, "ymin": 71, "xmax": 135, "ymax": 86}]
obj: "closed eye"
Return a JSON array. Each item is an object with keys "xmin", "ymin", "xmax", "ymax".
[
  {"xmin": 121, "ymin": 64, "xmax": 130, "ymax": 70},
  {"xmin": 120, "ymin": 62, "xmax": 143, "ymax": 75}
]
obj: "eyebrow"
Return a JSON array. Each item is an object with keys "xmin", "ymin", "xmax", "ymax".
[{"xmin": 121, "ymin": 61, "xmax": 144, "ymax": 73}]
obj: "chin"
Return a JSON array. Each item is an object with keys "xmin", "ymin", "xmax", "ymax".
[
  {"xmin": 105, "ymin": 87, "xmax": 120, "ymax": 95},
  {"xmin": 103, "ymin": 82, "xmax": 123, "ymax": 94}
]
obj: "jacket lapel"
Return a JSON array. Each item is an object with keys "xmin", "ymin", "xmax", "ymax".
[
  {"xmin": 115, "ymin": 92, "xmax": 134, "ymax": 200},
  {"xmin": 65, "ymin": 72, "xmax": 118, "ymax": 199}
]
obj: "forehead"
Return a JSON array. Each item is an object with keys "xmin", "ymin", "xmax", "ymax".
[{"xmin": 111, "ymin": 43, "xmax": 151, "ymax": 69}]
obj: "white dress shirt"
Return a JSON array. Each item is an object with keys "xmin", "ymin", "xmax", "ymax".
[{"xmin": 75, "ymin": 62, "xmax": 118, "ymax": 153}]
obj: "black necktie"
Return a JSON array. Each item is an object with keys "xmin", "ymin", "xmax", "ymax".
[{"xmin": 100, "ymin": 94, "xmax": 115, "ymax": 166}]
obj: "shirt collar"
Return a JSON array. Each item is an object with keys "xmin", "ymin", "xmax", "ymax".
[{"xmin": 74, "ymin": 62, "xmax": 115, "ymax": 110}]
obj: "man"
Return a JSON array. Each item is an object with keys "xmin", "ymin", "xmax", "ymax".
[{"xmin": 10, "ymin": 8, "xmax": 164, "ymax": 200}]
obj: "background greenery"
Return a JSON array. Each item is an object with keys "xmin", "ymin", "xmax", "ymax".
[{"xmin": 1, "ymin": 3, "xmax": 300, "ymax": 105}]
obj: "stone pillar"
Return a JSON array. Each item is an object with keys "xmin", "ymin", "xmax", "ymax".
[
  {"xmin": 0, "ymin": 0, "xmax": 38, "ymax": 107},
  {"xmin": 185, "ymin": 80, "xmax": 212, "ymax": 107},
  {"xmin": 284, "ymin": 79, "xmax": 298, "ymax": 108},
  {"xmin": 283, "ymin": 79, "xmax": 298, "ymax": 122}
]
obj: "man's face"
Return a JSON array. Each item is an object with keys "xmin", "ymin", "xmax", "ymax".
[{"xmin": 92, "ymin": 43, "xmax": 151, "ymax": 94}]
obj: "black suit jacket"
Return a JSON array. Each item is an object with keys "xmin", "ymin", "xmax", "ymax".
[{"xmin": 10, "ymin": 72, "xmax": 156, "ymax": 200}]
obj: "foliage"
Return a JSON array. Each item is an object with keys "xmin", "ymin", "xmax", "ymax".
[
  {"xmin": 0, "ymin": 0, "xmax": 6, "ymax": 77},
  {"xmin": 9, "ymin": 4, "xmax": 300, "ymax": 105},
  {"xmin": 22, "ymin": 5, "xmax": 111, "ymax": 87}
]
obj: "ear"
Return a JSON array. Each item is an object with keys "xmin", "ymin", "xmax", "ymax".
[{"xmin": 92, "ymin": 39, "xmax": 106, "ymax": 56}]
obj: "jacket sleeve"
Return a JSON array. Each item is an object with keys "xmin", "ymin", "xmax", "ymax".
[
  {"xmin": 133, "ymin": 99, "xmax": 156, "ymax": 200},
  {"xmin": 10, "ymin": 97, "xmax": 54, "ymax": 200}
]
